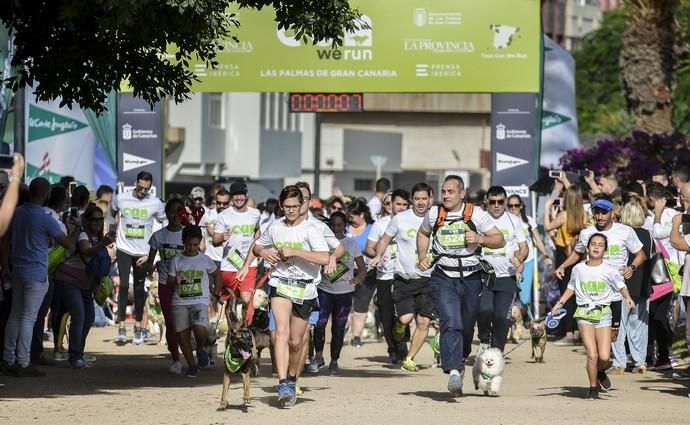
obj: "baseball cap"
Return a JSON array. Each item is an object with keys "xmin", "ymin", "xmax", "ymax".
[
  {"xmin": 190, "ymin": 186, "xmax": 205, "ymax": 200},
  {"xmin": 229, "ymin": 181, "xmax": 248, "ymax": 196},
  {"xmin": 591, "ymin": 198, "xmax": 614, "ymax": 212}
]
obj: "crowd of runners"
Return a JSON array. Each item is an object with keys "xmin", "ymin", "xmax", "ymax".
[{"xmin": 1, "ymin": 157, "xmax": 690, "ymax": 404}]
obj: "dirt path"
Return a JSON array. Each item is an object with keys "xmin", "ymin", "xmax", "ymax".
[{"xmin": 1, "ymin": 326, "xmax": 688, "ymax": 425}]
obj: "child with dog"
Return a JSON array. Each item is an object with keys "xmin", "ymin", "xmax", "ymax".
[
  {"xmin": 253, "ymin": 185, "xmax": 330, "ymax": 408},
  {"xmin": 551, "ymin": 233, "xmax": 635, "ymax": 400},
  {"xmin": 168, "ymin": 226, "xmax": 222, "ymax": 378},
  {"xmin": 146, "ymin": 198, "xmax": 186, "ymax": 374},
  {"xmin": 309, "ymin": 211, "xmax": 367, "ymax": 375}
]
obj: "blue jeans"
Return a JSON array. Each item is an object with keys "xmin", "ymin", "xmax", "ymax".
[
  {"xmin": 477, "ymin": 276, "xmax": 517, "ymax": 352},
  {"xmin": 612, "ymin": 300, "xmax": 649, "ymax": 368},
  {"xmin": 3, "ymin": 278, "xmax": 48, "ymax": 367},
  {"xmin": 430, "ymin": 269, "xmax": 482, "ymax": 373},
  {"xmin": 54, "ymin": 281, "xmax": 95, "ymax": 364}
]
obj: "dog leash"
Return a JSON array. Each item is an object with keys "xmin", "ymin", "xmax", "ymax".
[{"xmin": 502, "ymin": 337, "xmax": 530, "ymax": 357}]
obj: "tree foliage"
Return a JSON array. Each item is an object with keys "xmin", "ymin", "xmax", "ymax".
[
  {"xmin": 559, "ymin": 132, "xmax": 690, "ymax": 181},
  {"xmin": 0, "ymin": 0, "xmax": 364, "ymax": 113},
  {"xmin": 574, "ymin": 1, "xmax": 690, "ymax": 137}
]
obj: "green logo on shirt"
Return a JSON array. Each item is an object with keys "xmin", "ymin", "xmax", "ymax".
[
  {"xmin": 579, "ymin": 280, "xmax": 606, "ymax": 294},
  {"xmin": 275, "ymin": 241, "xmax": 304, "ymax": 250},
  {"xmin": 606, "ymin": 244, "xmax": 620, "ymax": 260},
  {"xmin": 231, "ymin": 224, "xmax": 256, "ymax": 236},
  {"xmin": 406, "ymin": 228, "xmax": 417, "ymax": 238},
  {"xmin": 123, "ymin": 207, "xmax": 149, "ymax": 219}
]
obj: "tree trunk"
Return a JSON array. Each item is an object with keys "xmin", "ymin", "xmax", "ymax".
[{"xmin": 619, "ymin": 2, "xmax": 678, "ymax": 134}]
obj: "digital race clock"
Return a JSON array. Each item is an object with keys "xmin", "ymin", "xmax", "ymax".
[{"xmin": 288, "ymin": 93, "xmax": 363, "ymax": 113}]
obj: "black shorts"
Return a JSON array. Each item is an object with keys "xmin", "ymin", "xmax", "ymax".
[
  {"xmin": 352, "ymin": 270, "xmax": 377, "ymax": 313},
  {"xmin": 392, "ymin": 277, "xmax": 436, "ymax": 319},
  {"xmin": 269, "ymin": 289, "xmax": 318, "ymax": 321}
]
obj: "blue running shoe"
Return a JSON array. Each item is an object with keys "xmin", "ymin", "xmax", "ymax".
[
  {"xmin": 197, "ymin": 350, "xmax": 210, "ymax": 369},
  {"xmin": 277, "ymin": 382, "xmax": 293, "ymax": 407}
]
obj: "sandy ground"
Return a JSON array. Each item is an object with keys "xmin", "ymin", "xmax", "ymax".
[{"xmin": 1, "ymin": 324, "xmax": 689, "ymax": 425}]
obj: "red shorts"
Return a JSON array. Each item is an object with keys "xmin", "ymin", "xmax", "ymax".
[{"xmin": 221, "ymin": 267, "xmax": 257, "ymax": 297}]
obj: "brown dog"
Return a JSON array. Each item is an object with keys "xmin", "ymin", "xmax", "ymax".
[
  {"xmin": 530, "ymin": 320, "xmax": 547, "ymax": 363},
  {"xmin": 508, "ymin": 304, "xmax": 529, "ymax": 343},
  {"xmin": 218, "ymin": 299, "xmax": 257, "ymax": 411}
]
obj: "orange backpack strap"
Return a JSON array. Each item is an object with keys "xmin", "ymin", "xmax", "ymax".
[
  {"xmin": 463, "ymin": 202, "xmax": 474, "ymax": 224},
  {"xmin": 436, "ymin": 205, "xmax": 447, "ymax": 227}
]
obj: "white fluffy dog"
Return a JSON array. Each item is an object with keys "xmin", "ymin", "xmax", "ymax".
[{"xmin": 472, "ymin": 347, "xmax": 506, "ymax": 396}]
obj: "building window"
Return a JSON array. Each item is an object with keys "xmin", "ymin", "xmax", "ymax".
[
  {"xmin": 354, "ymin": 178, "xmax": 374, "ymax": 192},
  {"xmin": 209, "ymin": 93, "xmax": 224, "ymax": 129}
]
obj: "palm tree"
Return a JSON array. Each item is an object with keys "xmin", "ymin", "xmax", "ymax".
[{"xmin": 619, "ymin": 0, "xmax": 679, "ymax": 134}]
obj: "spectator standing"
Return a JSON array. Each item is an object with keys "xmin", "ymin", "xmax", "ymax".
[
  {"xmin": 1, "ymin": 178, "xmax": 75, "ymax": 377},
  {"xmin": 367, "ymin": 178, "xmax": 391, "ymax": 220}
]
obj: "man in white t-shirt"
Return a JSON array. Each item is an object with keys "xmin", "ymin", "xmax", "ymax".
[
  {"xmin": 212, "ymin": 181, "xmax": 261, "ymax": 307},
  {"xmin": 417, "ymin": 176, "xmax": 505, "ymax": 397},
  {"xmin": 202, "ymin": 189, "xmax": 231, "ymax": 269},
  {"xmin": 112, "ymin": 171, "xmax": 166, "ymax": 345},
  {"xmin": 366, "ymin": 189, "xmax": 409, "ymax": 363},
  {"xmin": 477, "ymin": 186, "xmax": 528, "ymax": 353},
  {"xmin": 367, "ymin": 177, "xmax": 391, "ymax": 220},
  {"xmin": 371, "ymin": 183, "xmax": 435, "ymax": 374}
]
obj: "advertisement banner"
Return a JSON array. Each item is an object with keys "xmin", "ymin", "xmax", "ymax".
[
  {"xmin": 25, "ymin": 97, "xmax": 117, "ymax": 188},
  {"xmin": 116, "ymin": 94, "xmax": 163, "ymax": 193},
  {"xmin": 490, "ymin": 93, "xmax": 539, "ymax": 214},
  {"xmin": 540, "ymin": 36, "xmax": 579, "ymax": 167},
  {"xmin": 174, "ymin": 0, "xmax": 540, "ymax": 93}
]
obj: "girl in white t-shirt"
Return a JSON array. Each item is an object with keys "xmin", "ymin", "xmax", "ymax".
[
  {"xmin": 168, "ymin": 226, "xmax": 220, "ymax": 378},
  {"xmin": 552, "ymin": 233, "xmax": 634, "ymax": 400},
  {"xmin": 146, "ymin": 198, "xmax": 186, "ymax": 374},
  {"xmin": 310, "ymin": 212, "xmax": 366, "ymax": 375},
  {"xmin": 253, "ymin": 185, "xmax": 329, "ymax": 408}
]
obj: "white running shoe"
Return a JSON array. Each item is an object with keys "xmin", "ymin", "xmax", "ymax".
[{"xmin": 168, "ymin": 361, "xmax": 182, "ymax": 375}]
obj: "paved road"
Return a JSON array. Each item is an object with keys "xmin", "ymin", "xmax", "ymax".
[{"xmin": 1, "ymin": 326, "xmax": 688, "ymax": 425}]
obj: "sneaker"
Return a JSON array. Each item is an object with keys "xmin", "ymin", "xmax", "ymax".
[
  {"xmin": 70, "ymin": 359, "xmax": 92, "ymax": 369},
  {"xmin": 168, "ymin": 361, "xmax": 182, "ymax": 375},
  {"xmin": 132, "ymin": 327, "xmax": 143, "ymax": 345},
  {"xmin": 597, "ymin": 370, "xmax": 611, "ymax": 392},
  {"xmin": 53, "ymin": 351, "xmax": 67, "ymax": 362},
  {"xmin": 632, "ymin": 364, "xmax": 647, "ymax": 375},
  {"xmin": 447, "ymin": 369, "xmax": 464, "ymax": 396},
  {"xmin": 329, "ymin": 360, "xmax": 340, "ymax": 376},
  {"xmin": 142, "ymin": 329, "xmax": 151, "ymax": 339},
  {"xmin": 306, "ymin": 357, "xmax": 325, "ymax": 373},
  {"xmin": 83, "ymin": 353, "xmax": 97, "ymax": 362},
  {"xmin": 277, "ymin": 382, "xmax": 294, "ymax": 407},
  {"xmin": 197, "ymin": 350, "xmax": 210, "ymax": 369},
  {"xmin": 401, "ymin": 357, "xmax": 418, "ymax": 372},
  {"xmin": 393, "ymin": 321, "xmax": 406, "ymax": 343},
  {"xmin": 650, "ymin": 362, "xmax": 673, "ymax": 371},
  {"xmin": 14, "ymin": 364, "xmax": 46, "ymax": 377},
  {"xmin": 0, "ymin": 360, "xmax": 14, "ymax": 376},
  {"xmin": 115, "ymin": 328, "xmax": 127, "ymax": 344},
  {"xmin": 32, "ymin": 356, "xmax": 57, "ymax": 367},
  {"xmin": 585, "ymin": 387, "xmax": 599, "ymax": 400},
  {"xmin": 672, "ymin": 367, "xmax": 690, "ymax": 381},
  {"xmin": 350, "ymin": 337, "xmax": 362, "ymax": 348},
  {"xmin": 606, "ymin": 367, "xmax": 625, "ymax": 376},
  {"xmin": 185, "ymin": 365, "xmax": 198, "ymax": 378}
]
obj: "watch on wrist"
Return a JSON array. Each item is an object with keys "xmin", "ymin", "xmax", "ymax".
[{"xmin": 630, "ymin": 265, "xmax": 637, "ymax": 272}]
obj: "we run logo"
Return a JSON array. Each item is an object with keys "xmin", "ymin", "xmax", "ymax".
[{"xmin": 276, "ymin": 15, "xmax": 373, "ymax": 61}]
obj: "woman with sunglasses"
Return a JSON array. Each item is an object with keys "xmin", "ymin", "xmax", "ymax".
[
  {"xmin": 54, "ymin": 205, "xmax": 115, "ymax": 368},
  {"xmin": 506, "ymin": 195, "xmax": 553, "ymax": 317}
]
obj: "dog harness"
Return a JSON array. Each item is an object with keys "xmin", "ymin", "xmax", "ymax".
[{"xmin": 224, "ymin": 344, "xmax": 247, "ymax": 373}]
